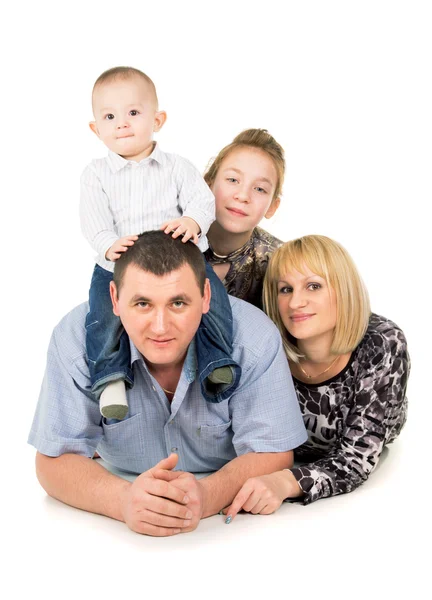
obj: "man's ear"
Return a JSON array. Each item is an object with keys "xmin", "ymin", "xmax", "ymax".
[
  {"xmin": 154, "ymin": 110, "xmax": 167, "ymax": 132},
  {"xmin": 202, "ymin": 278, "xmax": 211, "ymax": 315},
  {"xmin": 265, "ymin": 197, "xmax": 280, "ymax": 219},
  {"xmin": 110, "ymin": 281, "xmax": 120, "ymax": 316},
  {"xmin": 89, "ymin": 121, "xmax": 100, "ymax": 138}
]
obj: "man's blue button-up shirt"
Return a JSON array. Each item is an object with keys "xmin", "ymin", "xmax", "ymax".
[{"xmin": 28, "ymin": 296, "xmax": 307, "ymax": 474}]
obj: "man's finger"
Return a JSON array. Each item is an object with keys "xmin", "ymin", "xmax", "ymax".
[
  {"xmin": 133, "ymin": 521, "xmax": 182, "ymax": 537},
  {"xmin": 152, "ymin": 468, "xmax": 184, "ymax": 482},
  {"xmin": 149, "ymin": 452, "xmax": 178, "ymax": 474},
  {"xmin": 136, "ymin": 509, "xmax": 192, "ymax": 529}
]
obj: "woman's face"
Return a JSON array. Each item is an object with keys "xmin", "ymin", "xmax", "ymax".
[
  {"xmin": 211, "ymin": 147, "xmax": 280, "ymax": 235},
  {"xmin": 277, "ymin": 264, "xmax": 337, "ymax": 345}
]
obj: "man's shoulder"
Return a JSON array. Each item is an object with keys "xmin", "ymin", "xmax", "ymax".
[
  {"xmin": 229, "ymin": 296, "xmax": 281, "ymax": 347},
  {"xmin": 51, "ymin": 303, "xmax": 88, "ymax": 358}
]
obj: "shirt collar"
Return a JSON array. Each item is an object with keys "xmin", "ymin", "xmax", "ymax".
[
  {"xmin": 106, "ymin": 142, "xmax": 166, "ymax": 173},
  {"xmin": 130, "ymin": 338, "xmax": 197, "ymax": 384}
]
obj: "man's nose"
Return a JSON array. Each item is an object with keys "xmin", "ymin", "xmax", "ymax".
[{"xmin": 151, "ymin": 309, "xmax": 168, "ymax": 334}]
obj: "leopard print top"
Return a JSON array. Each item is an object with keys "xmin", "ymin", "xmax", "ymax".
[
  {"xmin": 205, "ymin": 227, "xmax": 283, "ymax": 310},
  {"xmin": 290, "ymin": 313, "xmax": 410, "ymax": 504}
]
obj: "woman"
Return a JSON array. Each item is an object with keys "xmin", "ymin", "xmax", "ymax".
[
  {"xmin": 224, "ymin": 235, "xmax": 410, "ymax": 518},
  {"xmin": 204, "ymin": 128, "xmax": 285, "ymax": 309}
]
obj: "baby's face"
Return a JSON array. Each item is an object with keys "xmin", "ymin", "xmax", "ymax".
[{"xmin": 91, "ymin": 76, "xmax": 164, "ymax": 161}]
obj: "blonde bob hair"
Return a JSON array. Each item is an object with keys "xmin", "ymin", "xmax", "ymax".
[{"xmin": 263, "ymin": 235, "xmax": 371, "ymax": 362}]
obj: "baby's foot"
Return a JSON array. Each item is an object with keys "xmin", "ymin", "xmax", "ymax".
[
  {"xmin": 207, "ymin": 366, "xmax": 233, "ymax": 385},
  {"xmin": 100, "ymin": 380, "xmax": 128, "ymax": 420}
]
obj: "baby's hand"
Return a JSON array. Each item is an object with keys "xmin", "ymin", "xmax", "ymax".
[
  {"xmin": 161, "ymin": 217, "xmax": 201, "ymax": 244},
  {"xmin": 105, "ymin": 235, "xmax": 139, "ymax": 262}
]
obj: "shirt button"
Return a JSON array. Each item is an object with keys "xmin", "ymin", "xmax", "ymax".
[
  {"xmin": 152, "ymin": 386, "xmax": 156, "ymax": 391},
  {"xmin": 171, "ymin": 447, "xmax": 178, "ymax": 452}
]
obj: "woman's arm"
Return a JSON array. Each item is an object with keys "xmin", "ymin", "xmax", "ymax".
[
  {"xmin": 291, "ymin": 327, "xmax": 410, "ymax": 504},
  {"xmin": 225, "ymin": 325, "xmax": 410, "ymax": 516}
]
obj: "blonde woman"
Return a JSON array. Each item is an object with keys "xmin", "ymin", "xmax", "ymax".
[
  {"xmin": 224, "ymin": 235, "xmax": 410, "ymax": 519},
  {"xmin": 204, "ymin": 129, "xmax": 285, "ymax": 309}
]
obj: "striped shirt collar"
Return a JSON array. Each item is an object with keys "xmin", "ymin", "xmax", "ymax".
[
  {"xmin": 130, "ymin": 338, "xmax": 197, "ymax": 384},
  {"xmin": 106, "ymin": 142, "xmax": 166, "ymax": 173}
]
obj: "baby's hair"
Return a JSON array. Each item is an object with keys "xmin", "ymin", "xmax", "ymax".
[
  {"xmin": 204, "ymin": 129, "xmax": 285, "ymax": 200},
  {"xmin": 92, "ymin": 66, "xmax": 158, "ymax": 106}
]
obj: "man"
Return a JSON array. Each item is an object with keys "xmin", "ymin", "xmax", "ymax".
[{"xmin": 29, "ymin": 231, "xmax": 307, "ymax": 536}]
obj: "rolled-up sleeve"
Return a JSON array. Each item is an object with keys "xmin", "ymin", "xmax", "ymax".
[
  {"xmin": 230, "ymin": 322, "xmax": 308, "ymax": 455},
  {"xmin": 28, "ymin": 313, "xmax": 103, "ymax": 458}
]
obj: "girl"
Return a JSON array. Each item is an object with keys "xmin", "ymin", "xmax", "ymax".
[{"xmin": 204, "ymin": 129, "xmax": 285, "ymax": 309}]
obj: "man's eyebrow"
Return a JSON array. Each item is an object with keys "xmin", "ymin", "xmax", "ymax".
[
  {"xmin": 169, "ymin": 294, "xmax": 192, "ymax": 303},
  {"xmin": 129, "ymin": 293, "xmax": 193, "ymax": 303},
  {"xmin": 130, "ymin": 294, "xmax": 151, "ymax": 303}
]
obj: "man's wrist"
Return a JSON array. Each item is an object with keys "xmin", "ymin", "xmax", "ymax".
[
  {"xmin": 197, "ymin": 478, "xmax": 213, "ymax": 518},
  {"xmin": 115, "ymin": 479, "xmax": 133, "ymax": 523}
]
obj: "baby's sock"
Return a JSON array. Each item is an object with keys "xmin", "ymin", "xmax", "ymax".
[
  {"xmin": 207, "ymin": 366, "xmax": 233, "ymax": 385},
  {"xmin": 99, "ymin": 380, "xmax": 128, "ymax": 420}
]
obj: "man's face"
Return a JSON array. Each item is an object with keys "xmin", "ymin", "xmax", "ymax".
[
  {"xmin": 90, "ymin": 76, "xmax": 166, "ymax": 162},
  {"xmin": 110, "ymin": 263, "xmax": 211, "ymax": 370}
]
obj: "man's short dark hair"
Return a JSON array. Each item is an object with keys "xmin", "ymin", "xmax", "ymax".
[{"xmin": 113, "ymin": 231, "xmax": 206, "ymax": 295}]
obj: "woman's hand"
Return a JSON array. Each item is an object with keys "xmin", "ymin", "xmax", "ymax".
[{"xmin": 223, "ymin": 470, "xmax": 303, "ymax": 522}]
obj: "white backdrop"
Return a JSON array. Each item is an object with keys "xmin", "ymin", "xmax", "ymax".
[{"xmin": 2, "ymin": 1, "xmax": 430, "ymax": 598}]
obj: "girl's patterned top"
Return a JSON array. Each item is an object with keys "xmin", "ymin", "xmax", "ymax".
[
  {"xmin": 291, "ymin": 313, "xmax": 410, "ymax": 504},
  {"xmin": 205, "ymin": 227, "xmax": 283, "ymax": 309}
]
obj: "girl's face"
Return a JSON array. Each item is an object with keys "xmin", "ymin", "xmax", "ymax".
[
  {"xmin": 211, "ymin": 147, "xmax": 280, "ymax": 235},
  {"xmin": 277, "ymin": 265, "xmax": 337, "ymax": 345}
]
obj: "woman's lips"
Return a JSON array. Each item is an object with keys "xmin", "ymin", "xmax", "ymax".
[{"xmin": 290, "ymin": 314, "xmax": 314, "ymax": 322}]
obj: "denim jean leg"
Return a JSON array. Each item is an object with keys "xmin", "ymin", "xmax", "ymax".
[
  {"xmin": 195, "ymin": 261, "xmax": 242, "ymax": 403},
  {"xmin": 85, "ymin": 265, "xmax": 134, "ymax": 397}
]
